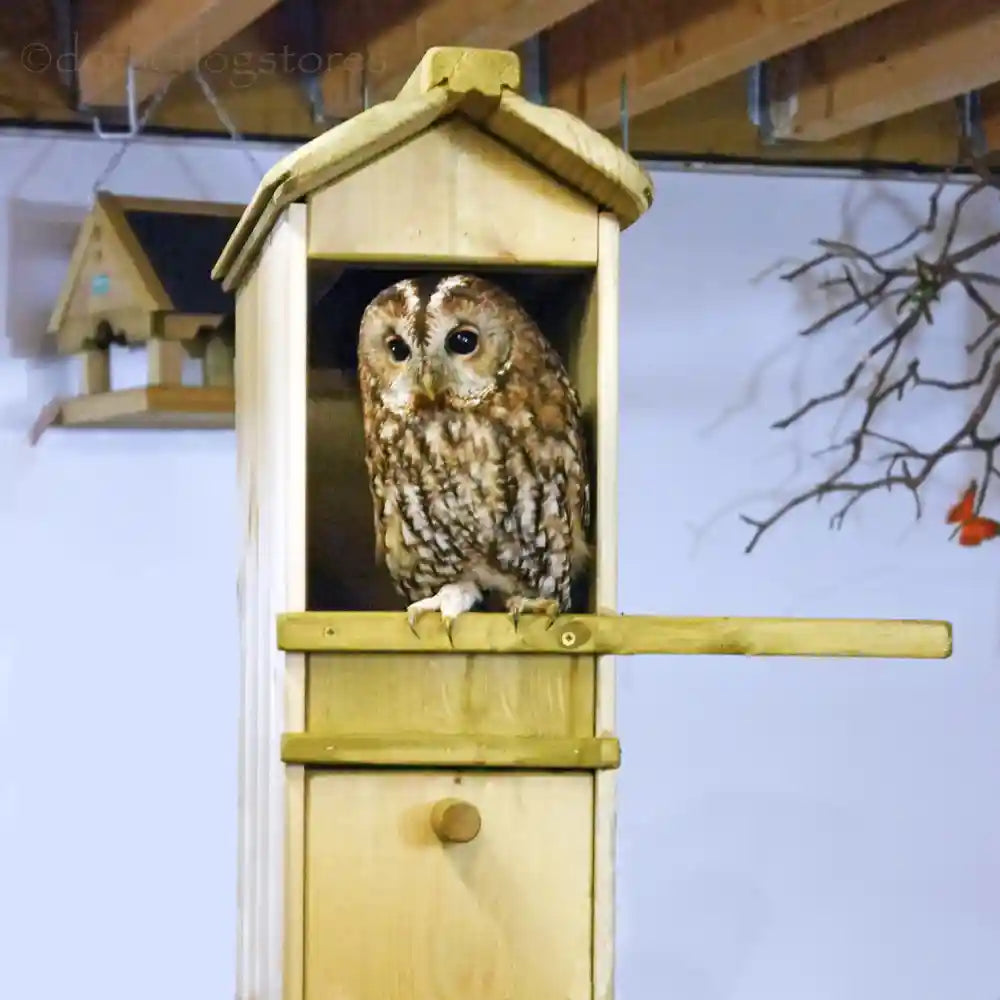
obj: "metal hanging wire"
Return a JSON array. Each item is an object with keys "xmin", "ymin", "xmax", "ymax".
[
  {"xmin": 91, "ymin": 64, "xmax": 175, "ymax": 193},
  {"xmin": 191, "ymin": 64, "xmax": 266, "ymax": 180},
  {"xmin": 91, "ymin": 58, "xmax": 266, "ymax": 194}
]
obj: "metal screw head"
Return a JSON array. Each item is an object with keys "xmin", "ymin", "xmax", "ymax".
[
  {"xmin": 323, "ymin": 626, "xmax": 335, "ymax": 637},
  {"xmin": 560, "ymin": 630, "xmax": 577, "ymax": 648}
]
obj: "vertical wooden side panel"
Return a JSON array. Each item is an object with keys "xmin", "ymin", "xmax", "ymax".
[
  {"xmin": 593, "ymin": 212, "xmax": 620, "ymax": 1000},
  {"xmin": 235, "ymin": 247, "xmax": 259, "ymax": 1000},
  {"xmin": 236, "ymin": 203, "xmax": 308, "ymax": 1000}
]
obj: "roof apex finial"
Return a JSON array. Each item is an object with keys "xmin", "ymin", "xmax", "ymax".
[{"xmin": 395, "ymin": 46, "xmax": 522, "ymax": 102}]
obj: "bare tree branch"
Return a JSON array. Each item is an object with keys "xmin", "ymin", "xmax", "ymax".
[{"xmin": 743, "ymin": 161, "xmax": 1000, "ymax": 553}]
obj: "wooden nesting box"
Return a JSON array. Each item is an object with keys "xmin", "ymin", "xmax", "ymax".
[
  {"xmin": 213, "ymin": 46, "xmax": 951, "ymax": 1000},
  {"xmin": 46, "ymin": 192, "xmax": 241, "ymax": 429}
]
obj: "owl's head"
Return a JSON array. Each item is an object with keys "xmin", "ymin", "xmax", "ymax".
[{"xmin": 357, "ymin": 274, "xmax": 526, "ymax": 412}]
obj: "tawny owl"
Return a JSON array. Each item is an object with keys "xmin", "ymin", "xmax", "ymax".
[{"xmin": 357, "ymin": 273, "xmax": 590, "ymax": 637}]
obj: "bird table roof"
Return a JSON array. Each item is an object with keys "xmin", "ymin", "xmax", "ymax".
[
  {"xmin": 125, "ymin": 207, "xmax": 236, "ymax": 315},
  {"xmin": 211, "ymin": 46, "xmax": 655, "ymax": 292}
]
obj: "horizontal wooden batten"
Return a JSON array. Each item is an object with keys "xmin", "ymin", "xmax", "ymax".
[
  {"xmin": 545, "ymin": 0, "xmax": 910, "ymax": 132},
  {"xmin": 278, "ymin": 612, "xmax": 952, "ymax": 659},
  {"xmin": 281, "ymin": 733, "xmax": 621, "ymax": 769}
]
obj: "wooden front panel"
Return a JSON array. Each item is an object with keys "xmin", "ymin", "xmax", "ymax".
[
  {"xmin": 58, "ymin": 223, "xmax": 163, "ymax": 352},
  {"xmin": 304, "ymin": 769, "xmax": 594, "ymax": 1000},
  {"xmin": 307, "ymin": 651, "xmax": 596, "ymax": 738},
  {"xmin": 306, "ymin": 117, "xmax": 599, "ymax": 266},
  {"xmin": 59, "ymin": 307, "xmax": 155, "ymax": 353}
]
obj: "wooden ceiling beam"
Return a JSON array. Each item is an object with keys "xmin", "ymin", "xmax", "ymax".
[
  {"xmin": 543, "ymin": 0, "xmax": 910, "ymax": 133},
  {"xmin": 77, "ymin": 0, "xmax": 283, "ymax": 108},
  {"xmin": 616, "ymin": 73, "xmax": 965, "ymax": 167},
  {"xmin": 767, "ymin": 0, "xmax": 1000, "ymax": 142},
  {"xmin": 321, "ymin": 0, "xmax": 602, "ymax": 109}
]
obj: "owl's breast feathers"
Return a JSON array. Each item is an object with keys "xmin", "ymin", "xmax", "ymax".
[{"xmin": 360, "ymin": 355, "xmax": 590, "ymax": 608}]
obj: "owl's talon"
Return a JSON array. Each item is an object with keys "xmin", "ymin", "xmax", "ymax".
[
  {"xmin": 406, "ymin": 603, "xmax": 428, "ymax": 636},
  {"xmin": 505, "ymin": 596, "xmax": 561, "ymax": 632},
  {"xmin": 405, "ymin": 602, "xmax": 433, "ymax": 638},
  {"xmin": 406, "ymin": 582, "xmax": 482, "ymax": 648}
]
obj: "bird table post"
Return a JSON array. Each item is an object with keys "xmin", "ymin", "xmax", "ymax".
[{"xmin": 211, "ymin": 46, "xmax": 952, "ymax": 1000}]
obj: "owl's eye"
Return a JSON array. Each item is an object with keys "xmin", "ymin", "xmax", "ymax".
[
  {"xmin": 445, "ymin": 326, "xmax": 479, "ymax": 356},
  {"xmin": 386, "ymin": 336, "xmax": 410, "ymax": 362}
]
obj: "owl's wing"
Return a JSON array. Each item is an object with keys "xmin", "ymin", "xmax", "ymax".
[
  {"xmin": 560, "ymin": 378, "xmax": 591, "ymax": 570},
  {"xmin": 370, "ymin": 484, "xmax": 386, "ymax": 565},
  {"xmin": 497, "ymin": 414, "xmax": 591, "ymax": 607},
  {"xmin": 567, "ymin": 423, "xmax": 592, "ymax": 575}
]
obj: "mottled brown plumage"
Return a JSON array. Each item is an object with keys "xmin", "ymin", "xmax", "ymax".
[{"xmin": 357, "ymin": 273, "xmax": 590, "ymax": 633}]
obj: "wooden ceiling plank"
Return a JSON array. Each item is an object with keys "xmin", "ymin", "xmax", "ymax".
[
  {"xmin": 324, "ymin": 0, "xmax": 603, "ymax": 107},
  {"xmin": 768, "ymin": 0, "xmax": 1000, "ymax": 142},
  {"xmin": 544, "ymin": 0, "xmax": 911, "ymax": 132},
  {"xmin": 77, "ymin": 0, "xmax": 283, "ymax": 108},
  {"xmin": 980, "ymin": 85, "xmax": 1000, "ymax": 154}
]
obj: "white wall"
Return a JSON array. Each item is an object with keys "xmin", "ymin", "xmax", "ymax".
[
  {"xmin": 616, "ymin": 167, "xmax": 1000, "ymax": 999},
  {"xmin": 1, "ymin": 133, "xmax": 997, "ymax": 1000},
  {"xmin": 0, "ymin": 132, "xmax": 290, "ymax": 1000}
]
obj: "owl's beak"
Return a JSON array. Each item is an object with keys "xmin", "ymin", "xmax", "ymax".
[{"xmin": 418, "ymin": 368, "xmax": 439, "ymax": 401}]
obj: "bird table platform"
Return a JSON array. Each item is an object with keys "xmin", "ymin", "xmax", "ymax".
[
  {"xmin": 43, "ymin": 192, "xmax": 241, "ymax": 430},
  {"xmin": 211, "ymin": 45, "xmax": 953, "ymax": 1000}
]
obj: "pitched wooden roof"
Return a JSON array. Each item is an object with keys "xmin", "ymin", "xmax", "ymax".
[
  {"xmin": 48, "ymin": 193, "xmax": 243, "ymax": 339},
  {"xmin": 212, "ymin": 46, "xmax": 655, "ymax": 291},
  {"xmin": 124, "ymin": 207, "xmax": 237, "ymax": 315}
]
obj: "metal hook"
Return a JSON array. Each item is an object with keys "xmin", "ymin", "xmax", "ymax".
[
  {"xmin": 747, "ymin": 62, "xmax": 777, "ymax": 145},
  {"xmin": 91, "ymin": 60, "xmax": 139, "ymax": 138},
  {"xmin": 519, "ymin": 34, "xmax": 549, "ymax": 105},
  {"xmin": 301, "ymin": 51, "xmax": 368, "ymax": 126},
  {"xmin": 284, "ymin": 0, "xmax": 342, "ymax": 125},
  {"xmin": 957, "ymin": 91, "xmax": 986, "ymax": 160}
]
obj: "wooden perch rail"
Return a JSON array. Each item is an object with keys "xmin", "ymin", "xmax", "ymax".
[{"xmin": 278, "ymin": 612, "xmax": 952, "ymax": 659}]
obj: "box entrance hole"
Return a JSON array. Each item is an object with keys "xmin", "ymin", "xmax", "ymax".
[{"xmin": 305, "ymin": 262, "xmax": 599, "ymax": 614}]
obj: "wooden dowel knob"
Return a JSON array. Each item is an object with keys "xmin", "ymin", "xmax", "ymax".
[{"xmin": 430, "ymin": 797, "xmax": 481, "ymax": 843}]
